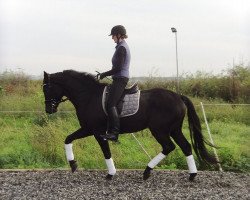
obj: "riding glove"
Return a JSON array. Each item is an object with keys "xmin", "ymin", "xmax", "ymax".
[
  {"xmin": 99, "ymin": 73, "xmax": 106, "ymax": 80},
  {"xmin": 96, "ymin": 73, "xmax": 106, "ymax": 80}
]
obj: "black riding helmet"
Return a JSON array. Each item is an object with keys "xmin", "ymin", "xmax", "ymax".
[{"xmin": 109, "ymin": 25, "xmax": 127, "ymax": 36}]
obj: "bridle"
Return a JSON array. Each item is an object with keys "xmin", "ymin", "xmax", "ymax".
[{"xmin": 43, "ymin": 74, "xmax": 69, "ymax": 110}]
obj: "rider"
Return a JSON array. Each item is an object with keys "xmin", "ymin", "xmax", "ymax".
[{"xmin": 97, "ymin": 25, "xmax": 131, "ymax": 141}]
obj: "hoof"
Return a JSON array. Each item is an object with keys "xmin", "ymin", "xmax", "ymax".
[
  {"xmin": 143, "ymin": 166, "xmax": 152, "ymax": 180},
  {"xmin": 69, "ymin": 160, "xmax": 77, "ymax": 173},
  {"xmin": 143, "ymin": 172, "xmax": 150, "ymax": 180},
  {"xmin": 189, "ymin": 173, "xmax": 197, "ymax": 181},
  {"xmin": 105, "ymin": 174, "xmax": 113, "ymax": 180}
]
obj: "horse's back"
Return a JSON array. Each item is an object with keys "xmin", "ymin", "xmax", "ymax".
[
  {"xmin": 141, "ymin": 88, "xmax": 185, "ymax": 110},
  {"xmin": 120, "ymin": 88, "xmax": 186, "ymax": 133},
  {"xmin": 139, "ymin": 88, "xmax": 185, "ymax": 131}
]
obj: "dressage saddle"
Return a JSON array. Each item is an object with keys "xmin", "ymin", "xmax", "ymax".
[{"xmin": 103, "ymin": 82, "xmax": 139, "ymax": 117}]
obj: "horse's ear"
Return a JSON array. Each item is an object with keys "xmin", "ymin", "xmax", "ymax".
[{"xmin": 44, "ymin": 71, "xmax": 49, "ymax": 82}]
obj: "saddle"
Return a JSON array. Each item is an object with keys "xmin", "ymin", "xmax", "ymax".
[{"xmin": 102, "ymin": 83, "xmax": 140, "ymax": 118}]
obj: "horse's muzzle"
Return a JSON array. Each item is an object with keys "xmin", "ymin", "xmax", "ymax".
[
  {"xmin": 46, "ymin": 107, "xmax": 57, "ymax": 114},
  {"xmin": 45, "ymin": 102, "xmax": 58, "ymax": 114},
  {"xmin": 45, "ymin": 106, "xmax": 57, "ymax": 114}
]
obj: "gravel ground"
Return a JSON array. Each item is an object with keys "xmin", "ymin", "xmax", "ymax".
[{"xmin": 0, "ymin": 170, "xmax": 249, "ymax": 200}]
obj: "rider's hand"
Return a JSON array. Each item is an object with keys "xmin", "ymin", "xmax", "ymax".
[
  {"xmin": 95, "ymin": 73, "xmax": 100, "ymax": 80},
  {"xmin": 99, "ymin": 73, "xmax": 105, "ymax": 80},
  {"xmin": 95, "ymin": 72, "xmax": 105, "ymax": 80}
]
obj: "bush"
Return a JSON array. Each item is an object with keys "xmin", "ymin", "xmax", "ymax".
[
  {"xmin": 0, "ymin": 70, "xmax": 41, "ymax": 96},
  {"xmin": 180, "ymin": 65, "xmax": 250, "ymax": 103}
]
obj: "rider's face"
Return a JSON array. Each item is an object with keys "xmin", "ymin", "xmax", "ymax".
[
  {"xmin": 112, "ymin": 34, "xmax": 121, "ymax": 43},
  {"xmin": 112, "ymin": 35, "xmax": 118, "ymax": 43}
]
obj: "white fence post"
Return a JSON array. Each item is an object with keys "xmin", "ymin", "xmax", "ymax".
[{"xmin": 200, "ymin": 102, "xmax": 223, "ymax": 172}]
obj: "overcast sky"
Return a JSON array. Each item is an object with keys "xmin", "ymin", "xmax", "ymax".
[{"xmin": 0, "ymin": 0, "xmax": 249, "ymax": 77}]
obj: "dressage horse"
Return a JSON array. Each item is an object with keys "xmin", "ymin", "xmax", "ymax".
[{"xmin": 43, "ymin": 70, "xmax": 218, "ymax": 181}]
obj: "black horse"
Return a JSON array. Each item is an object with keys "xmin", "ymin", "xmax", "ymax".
[{"xmin": 43, "ymin": 70, "xmax": 218, "ymax": 181}]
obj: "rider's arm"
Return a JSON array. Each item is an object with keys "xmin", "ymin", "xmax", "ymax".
[{"xmin": 100, "ymin": 46, "xmax": 126, "ymax": 78}]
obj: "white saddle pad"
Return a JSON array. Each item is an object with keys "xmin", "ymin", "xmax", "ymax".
[{"xmin": 102, "ymin": 86, "xmax": 140, "ymax": 118}]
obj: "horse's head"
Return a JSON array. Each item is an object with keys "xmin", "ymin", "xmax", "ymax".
[{"xmin": 43, "ymin": 71, "xmax": 65, "ymax": 114}]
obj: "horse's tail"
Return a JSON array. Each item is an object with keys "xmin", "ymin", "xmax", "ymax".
[{"xmin": 181, "ymin": 95, "xmax": 218, "ymax": 165}]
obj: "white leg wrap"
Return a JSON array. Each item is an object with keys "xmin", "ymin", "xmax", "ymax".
[
  {"xmin": 148, "ymin": 152, "xmax": 166, "ymax": 168},
  {"xmin": 186, "ymin": 155, "xmax": 197, "ymax": 173},
  {"xmin": 105, "ymin": 158, "xmax": 116, "ymax": 175},
  {"xmin": 65, "ymin": 143, "xmax": 74, "ymax": 161}
]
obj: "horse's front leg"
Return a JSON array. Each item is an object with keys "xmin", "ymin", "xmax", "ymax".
[
  {"xmin": 94, "ymin": 135, "xmax": 116, "ymax": 180},
  {"xmin": 65, "ymin": 128, "xmax": 92, "ymax": 173}
]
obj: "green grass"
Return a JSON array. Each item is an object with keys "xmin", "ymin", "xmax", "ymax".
[
  {"xmin": 210, "ymin": 121, "xmax": 250, "ymax": 172},
  {"xmin": 0, "ymin": 69, "xmax": 249, "ymax": 172},
  {"xmin": 0, "ymin": 108, "xmax": 249, "ymax": 172}
]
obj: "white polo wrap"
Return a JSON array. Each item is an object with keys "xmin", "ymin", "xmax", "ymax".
[
  {"xmin": 148, "ymin": 152, "xmax": 166, "ymax": 168},
  {"xmin": 65, "ymin": 143, "xmax": 74, "ymax": 161},
  {"xmin": 186, "ymin": 155, "xmax": 197, "ymax": 173},
  {"xmin": 105, "ymin": 158, "xmax": 116, "ymax": 175}
]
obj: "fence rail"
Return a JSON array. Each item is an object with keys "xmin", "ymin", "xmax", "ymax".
[{"xmin": 0, "ymin": 103, "xmax": 249, "ymax": 113}]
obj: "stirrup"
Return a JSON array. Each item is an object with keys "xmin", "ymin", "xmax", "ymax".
[{"xmin": 101, "ymin": 133, "xmax": 119, "ymax": 142}]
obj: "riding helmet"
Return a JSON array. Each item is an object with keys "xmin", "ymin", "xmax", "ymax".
[{"xmin": 109, "ymin": 25, "xmax": 127, "ymax": 36}]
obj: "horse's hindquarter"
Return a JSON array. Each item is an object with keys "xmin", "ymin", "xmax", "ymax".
[
  {"xmin": 146, "ymin": 88, "xmax": 186, "ymax": 120},
  {"xmin": 120, "ymin": 88, "xmax": 186, "ymax": 133}
]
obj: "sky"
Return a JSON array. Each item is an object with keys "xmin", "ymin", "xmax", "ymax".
[{"xmin": 0, "ymin": 0, "xmax": 249, "ymax": 77}]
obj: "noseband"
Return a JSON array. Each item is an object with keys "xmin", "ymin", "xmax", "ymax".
[{"xmin": 44, "ymin": 93, "xmax": 69, "ymax": 106}]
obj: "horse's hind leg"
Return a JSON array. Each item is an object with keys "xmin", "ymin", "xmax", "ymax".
[
  {"xmin": 143, "ymin": 128, "xmax": 176, "ymax": 180},
  {"xmin": 170, "ymin": 129, "xmax": 197, "ymax": 181}
]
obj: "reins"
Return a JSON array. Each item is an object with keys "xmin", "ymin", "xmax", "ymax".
[{"xmin": 59, "ymin": 97, "xmax": 69, "ymax": 103}]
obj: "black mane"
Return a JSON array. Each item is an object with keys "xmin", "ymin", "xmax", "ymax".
[{"xmin": 62, "ymin": 70, "xmax": 107, "ymax": 88}]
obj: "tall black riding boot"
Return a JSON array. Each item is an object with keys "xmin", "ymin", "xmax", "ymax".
[{"xmin": 102, "ymin": 106, "xmax": 120, "ymax": 142}]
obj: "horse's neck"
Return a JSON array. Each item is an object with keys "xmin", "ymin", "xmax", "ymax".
[{"xmin": 64, "ymin": 83, "xmax": 104, "ymax": 110}]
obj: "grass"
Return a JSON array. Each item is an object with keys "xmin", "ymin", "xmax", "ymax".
[
  {"xmin": 0, "ymin": 107, "xmax": 249, "ymax": 172},
  {"xmin": 0, "ymin": 69, "xmax": 249, "ymax": 172}
]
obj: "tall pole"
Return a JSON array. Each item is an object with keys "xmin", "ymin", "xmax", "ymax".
[{"xmin": 171, "ymin": 27, "xmax": 179, "ymax": 94}]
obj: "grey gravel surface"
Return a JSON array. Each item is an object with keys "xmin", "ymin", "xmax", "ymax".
[{"xmin": 0, "ymin": 170, "xmax": 249, "ymax": 200}]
